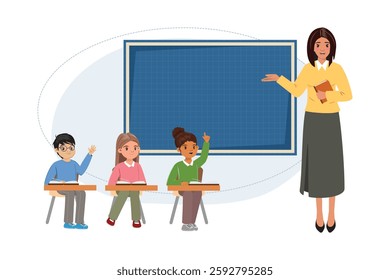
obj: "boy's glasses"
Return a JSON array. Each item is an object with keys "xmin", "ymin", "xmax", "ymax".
[{"xmin": 58, "ymin": 145, "xmax": 75, "ymax": 152}]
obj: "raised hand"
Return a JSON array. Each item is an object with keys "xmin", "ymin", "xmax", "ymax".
[
  {"xmin": 202, "ymin": 132, "xmax": 210, "ymax": 143},
  {"xmin": 88, "ymin": 145, "xmax": 97, "ymax": 155}
]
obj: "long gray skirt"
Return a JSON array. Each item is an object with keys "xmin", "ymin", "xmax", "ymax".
[{"xmin": 300, "ymin": 112, "xmax": 344, "ymax": 197}]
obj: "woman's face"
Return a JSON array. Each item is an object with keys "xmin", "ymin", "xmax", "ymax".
[
  {"xmin": 178, "ymin": 141, "xmax": 198, "ymax": 159},
  {"xmin": 314, "ymin": 37, "xmax": 331, "ymax": 62},
  {"xmin": 118, "ymin": 140, "xmax": 140, "ymax": 160}
]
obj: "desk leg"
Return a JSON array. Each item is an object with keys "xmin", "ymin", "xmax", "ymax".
[
  {"xmin": 46, "ymin": 196, "xmax": 56, "ymax": 224},
  {"xmin": 140, "ymin": 203, "xmax": 146, "ymax": 224},
  {"xmin": 200, "ymin": 198, "xmax": 208, "ymax": 224},
  {"xmin": 169, "ymin": 197, "xmax": 180, "ymax": 224}
]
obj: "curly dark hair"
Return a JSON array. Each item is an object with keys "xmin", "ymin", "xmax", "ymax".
[{"xmin": 172, "ymin": 127, "xmax": 197, "ymax": 148}]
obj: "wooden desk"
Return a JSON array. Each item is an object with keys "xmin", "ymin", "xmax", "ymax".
[
  {"xmin": 167, "ymin": 184, "xmax": 220, "ymax": 191},
  {"xmin": 105, "ymin": 184, "xmax": 158, "ymax": 191},
  {"xmin": 44, "ymin": 184, "xmax": 97, "ymax": 191}
]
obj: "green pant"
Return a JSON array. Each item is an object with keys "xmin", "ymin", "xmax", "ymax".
[{"xmin": 109, "ymin": 191, "xmax": 141, "ymax": 221}]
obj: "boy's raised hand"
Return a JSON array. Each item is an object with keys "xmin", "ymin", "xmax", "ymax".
[
  {"xmin": 202, "ymin": 132, "xmax": 210, "ymax": 143},
  {"xmin": 88, "ymin": 145, "xmax": 97, "ymax": 155}
]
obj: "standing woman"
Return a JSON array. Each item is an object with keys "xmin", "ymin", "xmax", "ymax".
[{"xmin": 262, "ymin": 27, "xmax": 352, "ymax": 232}]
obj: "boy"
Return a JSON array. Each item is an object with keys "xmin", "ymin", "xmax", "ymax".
[{"xmin": 44, "ymin": 133, "xmax": 96, "ymax": 229}]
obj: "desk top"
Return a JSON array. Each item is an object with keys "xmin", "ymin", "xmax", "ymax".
[
  {"xmin": 105, "ymin": 184, "xmax": 158, "ymax": 191},
  {"xmin": 44, "ymin": 184, "xmax": 97, "ymax": 191},
  {"xmin": 167, "ymin": 184, "xmax": 220, "ymax": 191}
]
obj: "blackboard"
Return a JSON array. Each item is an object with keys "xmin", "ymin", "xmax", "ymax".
[{"xmin": 124, "ymin": 40, "xmax": 296, "ymax": 155}]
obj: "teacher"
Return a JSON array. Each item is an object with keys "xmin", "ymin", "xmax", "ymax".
[{"xmin": 262, "ymin": 27, "xmax": 352, "ymax": 233}]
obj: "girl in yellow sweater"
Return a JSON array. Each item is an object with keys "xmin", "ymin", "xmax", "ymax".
[{"xmin": 262, "ymin": 27, "xmax": 352, "ymax": 233}]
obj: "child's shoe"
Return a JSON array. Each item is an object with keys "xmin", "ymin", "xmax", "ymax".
[
  {"xmin": 181, "ymin": 224, "xmax": 194, "ymax": 231},
  {"xmin": 64, "ymin": 223, "xmax": 76, "ymax": 229},
  {"xmin": 132, "ymin": 220, "xmax": 141, "ymax": 228},
  {"xmin": 107, "ymin": 218, "xmax": 115, "ymax": 226},
  {"xmin": 75, "ymin": 223, "xmax": 88, "ymax": 229}
]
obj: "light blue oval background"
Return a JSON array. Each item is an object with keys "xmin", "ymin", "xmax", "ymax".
[{"xmin": 52, "ymin": 46, "xmax": 305, "ymax": 204}]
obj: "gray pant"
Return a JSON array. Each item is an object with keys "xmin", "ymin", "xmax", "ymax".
[
  {"xmin": 179, "ymin": 191, "xmax": 202, "ymax": 224},
  {"xmin": 57, "ymin": 190, "xmax": 86, "ymax": 224}
]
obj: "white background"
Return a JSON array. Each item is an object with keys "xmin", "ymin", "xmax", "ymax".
[{"xmin": 1, "ymin": 1, "xmax": 389, "ymax": 279}]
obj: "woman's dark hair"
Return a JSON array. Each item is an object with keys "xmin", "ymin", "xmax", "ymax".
[
  {"xmin": 172, "ymin": 127, "xmax": 197, "ymax": 148},
  {"xmin": 307, "ymin": 27, "xmax": 336, "ymax": 66},
  {"xmin": 53, "ymin": 133, "xmax": 75, "ymax": 149}
]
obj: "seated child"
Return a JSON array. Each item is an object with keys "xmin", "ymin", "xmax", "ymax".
[
  {"xmin": 167, "ymin": 127, "xmax": 210, "ymax": 231},
  {"xmin": 106, "ymin": 133, "xmax": 146, "ymax": 228},
  {"xmin": 44, "ymin": 133, "xmax": 96, "ymax": 229}
]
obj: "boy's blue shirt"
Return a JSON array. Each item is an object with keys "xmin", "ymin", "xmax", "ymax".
[{"xmin": 44, "ymin": 154, "xmax": 92, "ymax": 185}]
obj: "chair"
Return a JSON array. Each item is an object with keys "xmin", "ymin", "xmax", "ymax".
[
  {"xmin": 108, "ymin": 192, "xmax": 146, "ymax": 224},
  {"xmin": 46, "ymin": 190, "xmax": 65, "ymax": 224},
  {"xmin": 169, "ymin": 167, "xmax": 208, "ymax": 224},
  {"xmin": 45, "ymin": 175, "xmax": 78, "ymax": 224}
]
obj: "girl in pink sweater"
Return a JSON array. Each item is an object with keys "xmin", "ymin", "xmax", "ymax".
[{"xmin": 106, "ymin": 133, "xmax": 146, "ymax": 228}]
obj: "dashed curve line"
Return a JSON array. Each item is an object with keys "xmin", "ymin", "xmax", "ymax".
[
  {"xmin": 36, "ymin": 26, "xmax": 302, "ymax": 188},
  {"xmin": 131, "ymin": 159, "xmax": 302, "ymax": 197}
]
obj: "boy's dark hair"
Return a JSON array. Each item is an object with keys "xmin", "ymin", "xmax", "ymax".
[{"xmin": 53, "ymin": 133, "xmax": 76, "ymax": 149}]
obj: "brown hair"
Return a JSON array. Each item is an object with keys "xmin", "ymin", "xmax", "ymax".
[
  {"xmin": 307, "ymin": 27, "xmax": 337, "ymax": 66},
  {"xmin": 115, "ymin": 133, "xmax": 140, "ymax": 165},
  {"xmin": 172, "ymin": 127, "xmax": 197, "ymax": 148}
]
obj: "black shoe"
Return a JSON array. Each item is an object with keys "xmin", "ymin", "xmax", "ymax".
[
  {"xmin": 315, "ymin": 221, "xmax": 325, "ymax": 233},
  {"xmin": 326, "ymin": 221, "xmax": 336, "ymax": 233}
]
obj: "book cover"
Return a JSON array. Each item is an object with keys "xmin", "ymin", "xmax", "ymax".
[
  {"xmin": 116, "ymin": 180, "xmax": 146, "ymax": 185},
  {"xmin": 48, "ymin": 180, "xmax": 79, "ymax": 185},
  {"xmin": 314, "ymin": 80, "xmax": 333, "ymax": 103}
]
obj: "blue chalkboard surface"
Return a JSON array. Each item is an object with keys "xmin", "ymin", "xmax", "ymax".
[{"xmin": 124, "ymin": 40, "xmax": 296, "ymax": 155}]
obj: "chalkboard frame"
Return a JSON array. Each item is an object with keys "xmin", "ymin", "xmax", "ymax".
[{"xmin": 124, "ymin": 40, "xmax": 297, "ymax": 155}]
